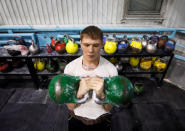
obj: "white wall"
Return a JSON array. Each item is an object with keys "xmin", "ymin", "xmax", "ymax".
[
  {"xmin": 0, "ymin": 0, "xmax": 185, "ymax": 27},
  {"xmin": 0, "ymin": 0, "xmax": 124, "ymax": 26},
  {"xmin": 164, "ymin": 0, "xmax": 185, "ymax": 28}
]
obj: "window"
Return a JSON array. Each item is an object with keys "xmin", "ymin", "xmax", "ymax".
[{"xmin": 122, "ymin": 0, "xmax": 167, "ymax": 23}]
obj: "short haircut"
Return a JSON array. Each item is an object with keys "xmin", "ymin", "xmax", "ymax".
[{"xmin": 80, "ymin": 25, "xmax": 103, "ymax": 42}]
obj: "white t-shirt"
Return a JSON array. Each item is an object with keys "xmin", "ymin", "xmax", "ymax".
[{"xmin": 64, "ymin": 56, "xmax": 118, "ymax": 119}]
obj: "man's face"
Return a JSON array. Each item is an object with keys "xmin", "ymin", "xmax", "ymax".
[{"xmin": 81, "ymin": 36, "xmax": 103, "ymax": 63}]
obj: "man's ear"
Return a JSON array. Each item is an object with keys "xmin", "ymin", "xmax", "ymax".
[
  {"xmin": 80, "ymin": 40, "xmax": 83, "ymax": 48},
  {"xmin": 101, "ymin": 42, "xmax": 104, "ymax": 48}
]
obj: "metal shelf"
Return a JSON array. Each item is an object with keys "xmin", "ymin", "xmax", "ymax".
[
  {"xmin": 27, "ymin": 47, "xmax": 173, "ymax": 58},
  {"xmin": 0, "ymin": 65, "xmax": 30, "ymax": 75},
  {"xmin": 0, "ymin": 46, "xmax": 174, "ymax": 88},
  {"xmin": 28, "ymin": 47, "xmax": 82, "ymax": 58},
  {"xmin": 35, "ymin": 70, "xmax": 62, "ymax": 76},
  {"xmin": 101, "ymin": 48, "xmax": 173, "ymax": 57},
  {"xmin": 0, "ymin": 48, "xmax": 28, "ymax": 58}
]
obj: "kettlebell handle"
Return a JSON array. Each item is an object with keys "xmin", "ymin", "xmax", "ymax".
[
  {"xmin": 64, "ymin": 34, "xmax": 74, "ymax": 43},
  {"xmin": 6, "ymin": 40, "xmax": 17, "ymax": 45},
  {"xmin": 14, "ymin": 35, "xmax": 23, "ymax": 39},
  {"xmin": 143, "ymin": 35, "xmax": 149, "ymax": 40},
  {"xmin": 167, "ymin": 38, "xmax": 176, "ymax": 46},
  {"xmin": 50, "ymin": 36, "xmax": 57, "ymax": 40},
  {"xmin": 160, "ymin": 35, "xmax": 168, "ymax": 40},
  {"xmin": 92, "ymin": 90, "xmax": 105, "ymax": 105},
  {"xmin": 63, "ymin": 33, "xmax": 69, "ymax": 39},
  {"xmin": 79, "ymin": 77, "xmax": 106, "ymax": 104},
  {"xmin": 76, "ymin": 93, "xmax": 89, "ymax": 104},
  {"xmin": 79, "ymin": 76, "xmax": 105, "ymax": 104},
  {"xmin": 150, "ymin": 36, "xmax": 159, "ymax": 42},
  {"xmin": 148, "ymin": 40, "xmax": 157, "ymax": 46},
  {"xmin": 131, "ymin": 37, "xmax": 141, "ymax": 41}
]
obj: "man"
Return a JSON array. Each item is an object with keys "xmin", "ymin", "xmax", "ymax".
[{"xmin": 64, "ymin": 25, "xmax": 118, "ymax": 131}]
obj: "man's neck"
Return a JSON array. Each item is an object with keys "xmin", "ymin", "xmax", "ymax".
[{"xmin": 82, "ymin": 56, "xmax": 100, "ymax": 70}]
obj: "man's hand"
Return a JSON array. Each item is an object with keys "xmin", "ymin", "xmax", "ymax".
[
  {"xmin": 77, "ymin": 77, "xmax": 90, "ymax": 98},
  {"xmin": 88, "ymin": 77, "xmax": 105, "ymax": 99}
]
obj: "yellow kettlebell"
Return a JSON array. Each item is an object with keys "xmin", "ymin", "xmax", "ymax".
[
  {"xmin": 153, "ymin": 59, "xmax": 167, "ymax": 72},
  {"xmin": 66, "ymin": 40, "xmax": 78, "ymax": 54},
  {"xmin": 140, "ymin": 58, "xmax": 152, "ymax": 70},
  {"xmin": 130, "ymin": 38, "xmax": 142, "ymax": 53},
  {"xmin": 129, "ymin": 57, "xmax": 140, "ymax": 67},
  {"xmin": 104, "ymin": 40, "xmax": 117, "ymax": 54},
  {"xmin": 34, "ymin": 59, "xmax": 45, "ymax": 71}
]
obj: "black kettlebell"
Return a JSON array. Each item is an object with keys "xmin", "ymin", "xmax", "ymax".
[
  {"xmin": 14, "ymin": 35, "xmax": 27, "ymax": 46},
  {"xmin": 46, "ymin": 58, "xmax": 58, "ymax": 73},
  {"xmin": 6, "ymin": 40, "xmax": 21, "ymax": 56}
]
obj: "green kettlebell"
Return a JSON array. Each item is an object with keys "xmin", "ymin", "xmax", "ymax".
[
  {"xmin": 48, "ymin": 74, "xmax": 89, "ymax": 104},
  {"xmin": 93, "ymin": 76, "xmax": 134, "ymax": 105},
  {"xmin": 133, "ymin": 82, "xmax": 144, "ymax": 95}
]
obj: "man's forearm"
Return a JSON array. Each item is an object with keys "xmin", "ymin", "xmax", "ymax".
[
  {"xmin": 103, "ymin": 104, "xmax": 113, "ymax": 112},
  {"xmin": 66, "ymin": 103, "xmax": 77, "ymax": 111},
  {"xmin": 66, "ymin": 103, "xmax": 81, "ymax": 111}
]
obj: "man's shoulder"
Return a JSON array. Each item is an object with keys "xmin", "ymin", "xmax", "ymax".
[
  {"xmin": 100, "ymin": 56, "xmax": 116, "ymax": 68},
  {"xmin": 100, "ymin": 56, "xmax": 118, "ymax": 75},
  {"xmin": 64, "ymin": 56, "xmax": 82, "ymax": 74},
  {"xmin": 67, "ymin": 56, "xmax": 81, "ymax": 66}
]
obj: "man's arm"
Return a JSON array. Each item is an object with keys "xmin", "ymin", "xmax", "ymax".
[
  {"xmin": 66, "ymin": 77, "xmax": 90, "ymax": 111},
  {"xmin": 66, "ymin": 77, "xmax": 113, "ymax": 112},
  {"xmin": 103, "ymin": 104, "xmax": 113, "ymax": 112},
  {"xmin": 88, "ymin": 77, "xmax": 114, "ymax": 111},
  {"xmin": 66, "ymin": 103, "xmax": 77, "ymax": 111}
]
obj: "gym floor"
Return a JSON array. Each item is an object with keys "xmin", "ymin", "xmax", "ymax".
[{"xmin": 0, "ymin": 78, "xmax": 185, "ymax": 131}]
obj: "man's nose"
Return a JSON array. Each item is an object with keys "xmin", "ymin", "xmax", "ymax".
[{"xmin": 89, "ymin": 46, "xmax": 94, "ymax": 52}]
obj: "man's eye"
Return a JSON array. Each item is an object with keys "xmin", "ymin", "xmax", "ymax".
[
  {"xmin": 94, "ymin": 44, "xmax": 99, "ymax": 47},
  {"xmin": 83, "ymin": 44, "xmax": 89, "ymax": 47}
]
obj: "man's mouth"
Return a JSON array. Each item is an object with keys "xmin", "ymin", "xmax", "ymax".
[{"xmin": 87, "ymin": 55, "xmax": 94, "ymax": 58}]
